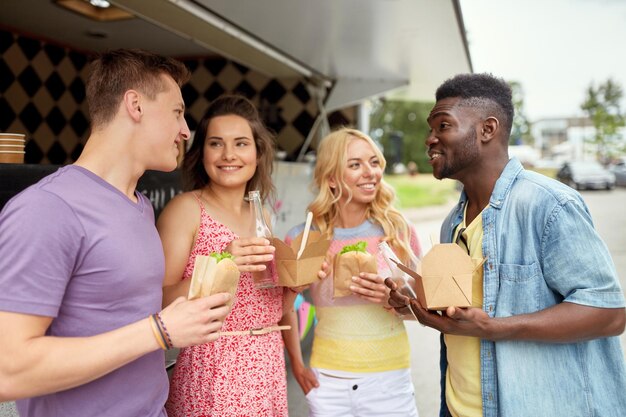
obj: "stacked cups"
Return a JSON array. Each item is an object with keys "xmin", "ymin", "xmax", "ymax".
[{"xmin": 0, "ymin": 133, "xmax": 26, "ymax": 163}]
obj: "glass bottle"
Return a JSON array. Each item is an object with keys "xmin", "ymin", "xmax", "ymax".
[
  {"xmin": 378, "ymin": 241, "xmax": 417, "ymax": 299},
  {"xmin": 249, "ymin": 190, "xmax": 277, "ymax": 289},
  {"xmin": 379, "ymin": 241, "xmax": 419, "ymax": 320}
]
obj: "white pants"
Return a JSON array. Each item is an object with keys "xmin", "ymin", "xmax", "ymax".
[{"xmin": 305, "ymin": 368, "xmax": 419, "ymax": 417}]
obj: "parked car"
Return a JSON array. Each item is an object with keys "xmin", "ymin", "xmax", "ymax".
[
  {"xmin": 556, "ymin": 161, "xmax": 615, "ymax": 190},
  {"xmin": 609, "ymin": 162, "xmax": 626, "ymax": 187}
]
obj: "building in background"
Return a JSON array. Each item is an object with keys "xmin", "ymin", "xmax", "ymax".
[{"xmin": 532, "ymin": 117, "xmax": 626, "ymax": 166}]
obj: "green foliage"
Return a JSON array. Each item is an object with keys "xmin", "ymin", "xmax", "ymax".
[
  {"xmin": 509, "ymin": 81, "xmax": 534, "ymax": 146},
  {"xmin": 384, "ymin": 174, "xmax": 457, "ymax": 208},
  {"xmin": 369, "ymin": 99, "xmax": 434, "ymax": 173},
  {"xmin": 368, "ymin": 82, "xmax": 535, "ymax": 170},
  {"xmin": 581, "ymin": 78, "xmax": 626, "ymax": 159}
]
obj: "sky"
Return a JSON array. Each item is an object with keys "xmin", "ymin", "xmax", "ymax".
[{"xmin": 460, "ymin": 0, "xmax": 626, "ymax": 121}]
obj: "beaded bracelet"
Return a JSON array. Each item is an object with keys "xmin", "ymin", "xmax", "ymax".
[
  {"xmin": 156, "ymin": 312, "xmax": 174, "ymax": 349},
  {"xmin": 151, "ymin": 314, "xmax": 171, "ymax": 350},
  {"xmin": 149, "ymin": 315, "xmax": 167, "ymax": 350}
]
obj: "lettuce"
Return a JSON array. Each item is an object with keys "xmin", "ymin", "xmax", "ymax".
[
  {"xmin": 340, "ymin": 241, "xmax": 367, "ymax": 254},
  {"xmin": 209, "ymin": 252, "xmax": 235, "ymax": 262}
]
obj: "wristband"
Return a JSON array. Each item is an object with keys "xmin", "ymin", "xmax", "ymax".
[
  {"xmin": 149, "ymin": 315, "xmax": 167, "ymax": 350},
  {"xmin": 156, "ymin": 312, "xmax": 174, "ymax": 349}
]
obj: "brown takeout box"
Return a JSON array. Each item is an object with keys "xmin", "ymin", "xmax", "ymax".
[
  {"xmin": 272, "ymin": 231, "xmax": 331, "ymax": 288},
  {"xmin": 393, "ymin": 243, "xmax": 484, "ymax": 310},
  {"xmin": 333, "ymin": 250, "xmax": 378, "ymax": 298}
]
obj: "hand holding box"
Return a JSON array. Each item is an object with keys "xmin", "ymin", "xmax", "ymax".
[{"xmin": 392, "ymin": 244, "xmax": 484, "ymax": 310}]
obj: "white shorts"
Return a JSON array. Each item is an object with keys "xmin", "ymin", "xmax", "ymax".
[{"xmin": 305, "ymin": 368, "xmax": 419, "ymax": 417}]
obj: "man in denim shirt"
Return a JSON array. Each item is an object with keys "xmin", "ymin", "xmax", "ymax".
[{"xmin": 388, "ymin": 73, "xmax": 626, "ymax": 417}]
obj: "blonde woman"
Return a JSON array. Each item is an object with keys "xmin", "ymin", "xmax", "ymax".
[{"xmin": 281, "ymin": 128, "xmax": 422, "ymax": 417}]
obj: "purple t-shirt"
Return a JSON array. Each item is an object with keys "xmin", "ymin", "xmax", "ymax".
[{"xmin": 0, "ymin": 165, "xmax": 168, "ymax": 417}]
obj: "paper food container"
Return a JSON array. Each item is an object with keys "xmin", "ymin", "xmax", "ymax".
[
  {"xmin": 188, "ymin": 254, "xmax": 240, "ymax": 308},
  {"xmin": 0, "ymin": 133, "xmax": 26, "ymax": 164},
  {"xmin": 393, "ymin": 243, "xmax": 484, "ymax": 310},
  {"xmin": 333, "ymin": 244, "xmax": 378, "ymax": 298},
  {"xmin": 272, "ymin": 230, "xmax": 330, "ymax": 288}
]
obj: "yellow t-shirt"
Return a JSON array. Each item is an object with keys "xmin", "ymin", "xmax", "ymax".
[{"xmin": 445, "ymin": 209, "xmax": 484, "ymax": 417}]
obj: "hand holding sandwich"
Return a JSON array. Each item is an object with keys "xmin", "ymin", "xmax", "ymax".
[
  {"xmin": 159, "ymin": 250, "xmax": 238, "ymax": 348},
  {"xmin": 350, "ymin": 272, "xmax": 390, "ymax": 305},
  {"xmin": 159, "ymin": 293, "xmax": 232, "ymax": 347},
  {"xmin": 333, "ymin": 241, "xmax": 378, "ymax": 298}
]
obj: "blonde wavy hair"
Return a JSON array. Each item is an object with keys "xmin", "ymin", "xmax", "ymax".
[{"xmin": 309, "ymin": 128, "xmax": 416, "ymax": 265}]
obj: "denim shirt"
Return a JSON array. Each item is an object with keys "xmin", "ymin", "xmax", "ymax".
[{"xmin": 438, "ymin": 158, "xmax": 626, "ymax": 417}]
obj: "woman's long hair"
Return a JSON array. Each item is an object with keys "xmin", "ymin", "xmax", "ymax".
[
  {"xmin": 309, "ymin": 128, "xmax": 415, "ymax": 265},
  {"xmin": 182, "ymin": 94, "xmax": 275, "ymax": 203}
]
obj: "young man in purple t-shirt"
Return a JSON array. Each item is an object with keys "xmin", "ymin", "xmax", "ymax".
[{"xmin": 0, "ymin": 49, "xmax": 232, "ymax": 417}]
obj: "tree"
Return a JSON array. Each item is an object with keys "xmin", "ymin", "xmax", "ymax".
[
  {"xmin": 369, "ymin": 99, "xmax": 433, "ymax": 173},
  {"xmin": 581, "ymin": 78, "xmax": 625, "ymax": 161},
  {"xmin": 369, "ymin": 81, "xmax": 534, "ymax": 173},
  {"xmin": 509, "ymin": 81, "xmax": 534, "ymax": 146}
]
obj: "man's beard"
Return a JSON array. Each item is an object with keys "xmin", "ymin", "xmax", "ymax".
[{"xmin": 438, "ymin": 128, "xmax": 479, "ymax": 180}]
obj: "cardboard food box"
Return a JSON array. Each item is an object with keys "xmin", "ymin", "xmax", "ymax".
[
  {"xmin": 333, "ymin": 242, "xmax": 378, "ymax": 298},
  {"xmin": 393, "ymin": 243, "xmax": 484, "ymax": 310},
  {"xmin": 272, "ymin": 230, "xmax": 331, "ymax": 288}
]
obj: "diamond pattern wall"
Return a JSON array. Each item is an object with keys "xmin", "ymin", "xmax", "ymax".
[
  {"xmin": 1, "ymin": 29, "xmax": 356, "ymax": 164},
  {"xmin": 1, "ymin": 30, "xmax": 90, "ymax": 164}
]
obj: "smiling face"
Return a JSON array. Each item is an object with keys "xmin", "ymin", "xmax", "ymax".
[
  {"xmin": 332, "ymin": 137, "xmax": 383, "ymax": 207},
  {"xmin": 202, "ymin": 114, "xmax": 257, "ymax": 190},
  {"xmin": 141, "ymin": 74, "xmax": 190, "ymax": 172},
  {"xmin": 426, "ymin": 97, "xmax": 481, "ymax": 181}
]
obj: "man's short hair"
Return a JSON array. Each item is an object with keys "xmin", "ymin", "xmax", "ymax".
[
  {"xmin": 86, "ymin": 49, "xmax": 190, "ymax": 129},
  {"xmin": 436, "ymin": 73, "xmax": 514, "ymax": 136}
]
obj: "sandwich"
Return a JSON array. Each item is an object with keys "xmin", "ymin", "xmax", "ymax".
[
  {"xmin": 188, "ymin": 252, "xmax": 240, "ymax": 308},
  {"xmin": 333, "ymin": 241, "xmax": 378, "ymax": 297}
]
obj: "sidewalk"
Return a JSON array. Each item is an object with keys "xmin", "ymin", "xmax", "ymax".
[
  {"xmin": 402, "ymin": 200, "xmax": 457, "ymax": 229},
  {"xmin": 403, "ymin": 200, "xmax": 457, "ymax": 251}
]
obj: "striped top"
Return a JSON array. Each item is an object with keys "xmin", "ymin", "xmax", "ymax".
[{"xmin": 286, "ymin": 219, "xmax": 421, "ymax": 373}]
